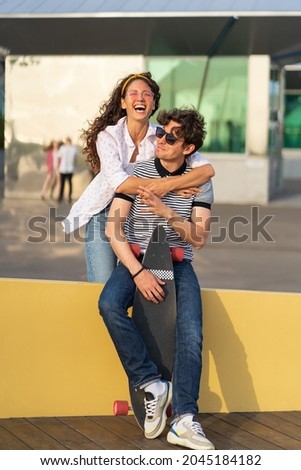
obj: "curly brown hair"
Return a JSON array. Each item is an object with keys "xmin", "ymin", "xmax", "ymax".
[
  {"xmin": 157, "ymin": 107, "xmax": 207, "ymax": 155},
  {"xmin": 81, "ymin": 72, "xmax": 161, "ymax": 173}
]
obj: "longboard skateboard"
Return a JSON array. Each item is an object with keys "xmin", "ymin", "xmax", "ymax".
[{"xmin": 114, "ymin": 225, "xmax": 178, "ymax": 430}]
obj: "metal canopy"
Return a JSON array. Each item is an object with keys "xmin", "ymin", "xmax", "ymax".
[
  {"xmin": 0, "ymin": 3, "xmax": 301, "ymax": 65},
  {"xmin": 0, "ymin": 0, "xmax": 301, "ymax": 16}
]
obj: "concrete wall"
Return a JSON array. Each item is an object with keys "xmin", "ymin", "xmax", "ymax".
[
  {"xmin": 206, "ymin": 153, "xmax": 271, "ymax": 204},
  {"xmin": 282, "ymin": 149, "xmax": 301, "ymax": 180},
  {"xmin": 1, "ymin": 278, "xmax": 300, "ymax": 418}
]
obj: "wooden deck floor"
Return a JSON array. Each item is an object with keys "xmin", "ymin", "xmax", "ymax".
[{"xmin": 1, "ymin": 411, "xmax": 301, "ymax": 450}]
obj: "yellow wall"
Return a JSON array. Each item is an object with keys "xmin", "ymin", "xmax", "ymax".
[{"xmin": 1, "ymin": 278, "xmax": 300, "ymax": 418}]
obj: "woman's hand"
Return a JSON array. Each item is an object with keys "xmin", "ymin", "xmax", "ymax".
[
  {"xmin": 145, "ymin": 178, "xmax": 173, "ymax": 198},
  {"xmin": 174, "ymin": 187, "xmax": 200, "ymax": 198},
  {"xmin": 145, "ymin": 179, "xmax": 200, "ymax": 199}
]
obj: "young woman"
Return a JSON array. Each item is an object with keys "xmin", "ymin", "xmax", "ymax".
[
  {"xmin": 40, "ymin": 140, "xmax": 60, "ymax": 199},
  {"xmin": 62, "ymin": 72, "xmax": 214, "ymax": 283}
]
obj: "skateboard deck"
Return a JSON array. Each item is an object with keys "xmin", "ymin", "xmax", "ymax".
[{"xmin": 128, "ymin": 225, "xmax": 177, "ymax": 429}]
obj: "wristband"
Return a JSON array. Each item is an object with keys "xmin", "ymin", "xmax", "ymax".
[{"xmin": 132, "ymin": 265, "xmax": 145, "ymax": 279}]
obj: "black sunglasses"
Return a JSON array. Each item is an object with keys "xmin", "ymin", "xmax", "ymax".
[{"xmin": 156, "ymin": 126, "xmax": 179, "ymax": 145}]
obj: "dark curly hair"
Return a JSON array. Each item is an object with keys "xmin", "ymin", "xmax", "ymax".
[
  {"xmin": 81, "ymin": 72, "xmax": 161, "ymax": 172},
  {"xmin": 157, "ymin": 107, "xmax": 207, "ymax": 155}
]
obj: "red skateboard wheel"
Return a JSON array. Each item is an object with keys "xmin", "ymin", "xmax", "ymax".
[
  {"xmin": 166, "ymin": 403, "xmax": 173, "ymax": 418},
  {"xmin": 113, "ymin": 400, "xmax": 129, "ymax": 416},
  {"xmin": 130, "ymin": 244, "xmax": 141, "ymax": 258},
  {"xmin": 170, "ymin": 247, "xmax": 184, "ymax": 262}
]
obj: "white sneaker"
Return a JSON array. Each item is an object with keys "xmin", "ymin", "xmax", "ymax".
[
  {"xmin": 167, "ymin": 414, "xmax": 214, "ymax": 450},
  {"xmin": 144, "ymin": 381, "xmax": 172, "ymax": 439}
]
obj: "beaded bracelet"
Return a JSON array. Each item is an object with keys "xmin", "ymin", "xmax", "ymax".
[{"xmin": 132, "ymin": 265, "xmax": 145, "ymax": 279}]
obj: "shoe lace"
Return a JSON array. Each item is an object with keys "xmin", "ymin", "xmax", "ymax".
[
  {"xmin": 188, "ymin": 419, "xmax": 206, "ymax": 437},
  {"xmin": 144, "ymin": 394, "xmax": 159, "ymax": 419}
]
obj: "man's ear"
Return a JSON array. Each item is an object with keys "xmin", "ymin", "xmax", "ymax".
[{"xmin": 183, "ymin": 143, "xmax": 195, "ymax": 156}]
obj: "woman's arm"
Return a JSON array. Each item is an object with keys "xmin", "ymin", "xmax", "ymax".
[
  {"xmin": 116, "ymin": 163, "xmax": 214, "ymax": 197},
  {"xmin": 98, "ymin": 127, "xmax": 214, "ymax": 197}
]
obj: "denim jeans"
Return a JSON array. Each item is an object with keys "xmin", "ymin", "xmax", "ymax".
[
  {"xmin": 84, "ymin": 207, "xmax": 117, "ymax": 283},
  {"xmin": 99, "ymin": 259, "xmax": 203, "ymax": 418}
]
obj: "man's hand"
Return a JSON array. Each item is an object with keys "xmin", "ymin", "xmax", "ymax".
[
  {"xmin": 134, "ymin": 267, "xmax": 165, "ymax": 304},
  {"xmin": 137, "ymin": 186, "xmax": 169, "ymax": 217}
]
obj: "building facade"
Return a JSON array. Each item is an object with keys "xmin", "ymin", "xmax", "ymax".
[{"xmin": 1, "ymin": 1, "xmax": 301, "ymax": 202}]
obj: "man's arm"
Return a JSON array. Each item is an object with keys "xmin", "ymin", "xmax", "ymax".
[
  {"xmin": 137, "ymin": 187, "xmax": 211, "ymax": 249},
  {"xmin": 105, "ymin": 196, "xmax": 165, "ymax": 303},
  {"xmin": 105, "ymin": 197, "xmax": 141, "ymax": 276}
]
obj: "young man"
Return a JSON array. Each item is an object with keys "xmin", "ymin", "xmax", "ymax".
[
  {"xmin": 57, "ymin": 137, "xmax": 77, "ymax": 203},
  {"xmin": 99, "ymin": 108, "xmax": 214, "ymax": 450}
]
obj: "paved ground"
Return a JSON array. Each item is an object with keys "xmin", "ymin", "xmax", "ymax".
[{"xmin": 1, "ymin": 192, "xmax": 301, "ymax": 293}]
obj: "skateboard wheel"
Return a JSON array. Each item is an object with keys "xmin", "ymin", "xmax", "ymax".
[
  {"xmin": 113, "ymin": 400, "xmax": 129, "ymax": 416},
  {"xmin": 166, "ymin": 403, "xmax": 173, "ymax": 418},
  {"xmin": 170, "ymin": 247, "xmax": 184, "ymax": 262},
  {"xmin": 130, "ymin": 244, "xmax": 141, "ymax": 258}
]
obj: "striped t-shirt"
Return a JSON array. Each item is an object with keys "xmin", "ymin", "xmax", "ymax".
[{"xmin": 115, "ymin": 157, "xmax": 214, "ymax": 261}]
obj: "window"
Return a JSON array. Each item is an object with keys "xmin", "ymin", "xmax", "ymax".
[
  {"xmin": 148, "ymin": 56, "xmax": 248, "ymax": 153},
  {"xmin": 283, "ymin": 68, "xmax": 301, "ymax": 149}
]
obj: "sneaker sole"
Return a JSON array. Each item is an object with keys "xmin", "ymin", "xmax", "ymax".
[
  {"xmin": 144, "ymin": 382, "xmax": 172, "ymax": 439},
  {"xmin": 167, "ymin": 431, "xmax": 215, "ymax": 450}
]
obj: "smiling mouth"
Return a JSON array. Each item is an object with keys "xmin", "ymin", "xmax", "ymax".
[{"xmin": 134, "ymin": 105, "xmax": 146, "ymax": 112}]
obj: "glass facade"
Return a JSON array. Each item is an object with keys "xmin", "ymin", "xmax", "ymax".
[
  {"xmin": 4, "ymin": 54, "xmax": 286, "ymax": 199},
  {"xmin": 283, "ymin": 68, "xmax": 301, "ymax": 149},
  {"xmin": 284, "ymin": 94, "xmax": 301, "ymax": 148},
  {"xmin": 268, "ymin": 65, "xmax": 282, "ymax": 156},
  {"xmin": 282, "ymin": 68, "xmax": 301, "ymax": 194},
  {"xmin": 148, "ymin": 56, "xmax": 248, "ymax": 153},
  {"xmin": 0, "ymin": 56, "xmax": 4, "ymax": 197}
]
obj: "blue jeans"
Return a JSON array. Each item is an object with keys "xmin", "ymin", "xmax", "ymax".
[
  {"xmin": 99, "ymin": 259, "xmax": 203, "ymax": 418},
  {"xmin": 84, "ymin": 207, "xmax": 117, "ymax": 283}
]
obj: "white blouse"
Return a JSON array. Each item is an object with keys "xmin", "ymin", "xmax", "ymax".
[{"xmin": 62, "ymin": 116, "xmax": 209, "ymax": 234}]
